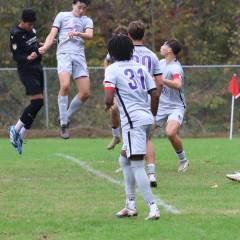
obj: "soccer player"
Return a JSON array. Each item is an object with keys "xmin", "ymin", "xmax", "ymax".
[
  {"xmin": 128, "ymin": 20, "xmax": 162, "ymax": 187},
  {"xmin": 104, "ymin": 25, "xmax": 128, "ymax": 150},
  {"xmin": 155, "ymin": 39, "xmax": 189, "ymax": 172},
  {"xmin": 9, "ymin": 9, "xmax": 44, "ymax": 154},
  {"xmin": 104, "ymin": 35, "xmax": 160, "ymax": 220},
  {"xmin": 39, "ymin": 0, "xmax": 93, "ymax": 139},
  {"xmin": 226, "ymin": 171, "xmax": 240, "ymax": 182}
]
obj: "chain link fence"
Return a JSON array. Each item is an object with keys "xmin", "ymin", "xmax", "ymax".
[{"xmin": 0, "ymin": 65, "xmax": 240, "ymax": 137}]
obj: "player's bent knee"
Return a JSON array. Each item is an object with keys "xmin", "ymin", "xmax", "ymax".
[
  {"xmin": 79, "ymin": 91, "xmax": 90, "ymax": 102},
  {"xmin": 60, "ymin": 85, "xmax": 70, "ymax": 95},
  {"xmin": 165, "ymin": 129, "xmax": 177, "ymax": 139}
]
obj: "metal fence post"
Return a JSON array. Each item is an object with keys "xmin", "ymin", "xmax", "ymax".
[{"xmin": 43, "ymin": 68, "xmax": 49, "ymax": 128}]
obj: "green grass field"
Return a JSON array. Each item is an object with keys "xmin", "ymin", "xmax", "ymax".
[{"xmin": 0, "ymin": 138, "xmax": 239, "ymax": 240}]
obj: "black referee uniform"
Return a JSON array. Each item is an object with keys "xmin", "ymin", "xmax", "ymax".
[{"xmin": 10, "ymin": 25, "xmax": 44, "ymax": 95}]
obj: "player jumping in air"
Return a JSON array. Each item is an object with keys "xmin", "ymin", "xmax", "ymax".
[
  {"xmin": 155, "ymin": 39, "xmax": 189, "ymax": 172},
  {"xmin": 9, "ymin": 9, "xmax": 44, "ymax": 154},
  {"xmin": 104, "ymin": 35, "xmax": 160, "ymax": 220},
  {"xmin": 39, "ymin": 0, "xmax": 93, "ymax": 139}
]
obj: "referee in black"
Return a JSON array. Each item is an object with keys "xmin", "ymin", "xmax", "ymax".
[{"xmin": 9, "ymin": 9, "xmax": 44, "ymax": 154}]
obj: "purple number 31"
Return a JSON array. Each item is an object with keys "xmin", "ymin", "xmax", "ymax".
[{"xmin": 124, "ymin": 68, "xmax": 146, "ymax": 90}]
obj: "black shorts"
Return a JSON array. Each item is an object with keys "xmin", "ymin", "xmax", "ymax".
[{"xmin": 18, "ymin": 64, "xmax": 44, "ymax": 96}]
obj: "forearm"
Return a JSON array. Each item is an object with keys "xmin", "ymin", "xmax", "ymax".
[
  {"xmin": 42, "ymin": 34, "xmax": 55, "ymax": 51},
  {"xmin": 78, "ymin": 31, "xmax": 93, "ymax": 40},
  {"xmin": 150, "ymin": 90, "xmax": 159, "ymax": 116},
  {"xmin": 104, "ymin": 90, "xmax": 114, "ymax": 111},
  {"xmin": 163, "ymin": 78, "xmax": 181, "ymax": 89}
]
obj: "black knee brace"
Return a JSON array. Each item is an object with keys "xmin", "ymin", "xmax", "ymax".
[{"xmin": 20, "ymin": 99, "xmax": 44, "ymax": 129}]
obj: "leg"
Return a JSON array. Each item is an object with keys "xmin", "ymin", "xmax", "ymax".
[
  {"xmin": 67, "ymin": 76, "xmax": 90, "ymax": 120},
  {"xmin": 10, "ymin": 93, "xmax": 44, "ymax": 154},
  {"xmin": 116, "ymin": 150, "xmax": 137, "ymax": 218},
  {"xmin": 75, "ymin": 76, "xmax": 90, "ymax": 102},
  {"xmin": 130, "ymin": 155, "xmax": 160, "ymax": 220},
  {"xmin": 20, "ymin": 94, "xmax": 44, "ymax": 131},
  {"xmin": 119, "ymin": 125, "xmax": 159, "ymax": 220},
  {"xmin": 145, "ymin": 139, "xmax": 157, "ymax": 187},
  {"xmin": 146, "ymin": 123, "xmax": 159, "ymax": 187},
  {"xmin": 107, "ymin": 100, "xmax": 121, "ymax": 150},
  {"xmin": 10, "ymin": 65, "xmax": 45, "ymax": 153},
  {"xmin": 67, "ymin": 52, "xmax": 90, "ymax": 120},
  {"xmin": 165, "ymin": 120, "xmax": 189, "ymax": 172},
  {"xmin": 58, "ymin": 72, "xmax": 71, "ymax": 139},
  {"xmin": 58, "ymin": 72, "xmax": 71, "ymax": 124}
]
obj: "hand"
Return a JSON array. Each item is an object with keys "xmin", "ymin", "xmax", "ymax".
[
  {"xmin": 38, "ymin": 46, "xmax": 47, "ymax": 55},
  {"xmin": 27, "ymin": 52, "xmax": 38, "ymax": 61},
  {"xmin": 68, "ymin": 31, "xmax": 80, "ymax": 38},
  {"xmin": 156, "ymin": 76, "xmax": 164, "ymax": 87}
]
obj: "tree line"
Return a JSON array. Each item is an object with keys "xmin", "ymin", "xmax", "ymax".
[{"xmin": 1, "ymin": 0, "xmax": 240, "ymax": 67}]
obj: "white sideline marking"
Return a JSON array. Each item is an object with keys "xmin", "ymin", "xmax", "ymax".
[{"xmin": 56, "ymin": 153, "xmax": 180, "ymax": 214}]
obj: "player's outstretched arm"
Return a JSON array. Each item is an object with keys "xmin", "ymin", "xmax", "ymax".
[
  {"xmin": 149, "ymin": 89, "xmax": 159, "ymax": 117},
  {"xmin": 39, "ymin": 27, "xmax": 58, "ymax": 54}
]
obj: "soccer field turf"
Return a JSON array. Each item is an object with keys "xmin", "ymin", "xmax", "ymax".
[{"xmin": 0, "ymin": 138, "xmax": 239, "ymax": 240}]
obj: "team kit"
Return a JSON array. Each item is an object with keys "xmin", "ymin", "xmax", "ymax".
[{"xmin": 9, "ymin": 1, "xmax": 190, "ymax": 220}]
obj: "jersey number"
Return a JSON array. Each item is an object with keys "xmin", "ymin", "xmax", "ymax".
[
  {"xmin": 124, "ymin": 68, "xmax": 146, "ymax": 90},
  {"xmin": 132, "ymin": 55, "xmax": 152, "ymax": 73}
]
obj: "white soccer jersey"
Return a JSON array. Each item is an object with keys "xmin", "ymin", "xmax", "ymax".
[
  {"xmin": 53, "ymin": 12, "xmax": 93, "ymax": 55},
  {"xmin": 158, "ymin": 59, "xmax": 186, "ymax": 109},
  {"xmin": 132, "ymin": 45, "xmax": 162, "ymax": 77},
  {"xmin": 104, "ymin": 60, "xmax": 157, "ymax": 129}
]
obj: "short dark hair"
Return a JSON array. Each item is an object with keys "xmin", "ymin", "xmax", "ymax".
[
  {"xmin": 166, "ymin": 39, "xmax": 182, "ymax": 56},
  {"xmin": 113, "ymin": 25, "xmax": 128, "ymax": 36},
  {"xmin": 72, "ymin": 0, "xmax": 91, "ymax": 5},
  {"xmin": 21, "ymin": 8, "xmax": 36, "ymax": 22},
  {"xmin": 108, "ymin": 35, "xmax": 134, "ymax": 61},
  {"xmin": 128, "ymin": 20, "xmax": 145, "ymax": 40}
]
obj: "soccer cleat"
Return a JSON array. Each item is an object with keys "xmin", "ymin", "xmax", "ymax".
[
  {"xmin": 107, "ymin": 137, "xmax": 121, "ymax": 150},
  {"xmin": 116, "ymin": 200, "xmax": 137, "ymax": 218},
  {"xmin": 116, "ymin": 207, "xmax": 138, "ymax": 218},
  {"xmin": 60, "ymin": 124, "xmax": 70, "ymax": 139},
  {"xmin": 226, "ymin": 172, "xmax": 240, "ymax": 182},
  {"xmin": 178, "ymin": 160, "xmax": 189, "ymax": 173},
  {"xmin": 145, "ymin": 203, "xmax": 160, "ymax": 220},
  {"xmin": 149, "ymin": 174, "xmax": 157, "ymax": 188},
  {"xmin": 16, "ymin": 138, "xmax": 23, "ymax": 155},
  {"xmin": 9, "ymin": 125, "xmax": 19, "ymax": 148}
]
